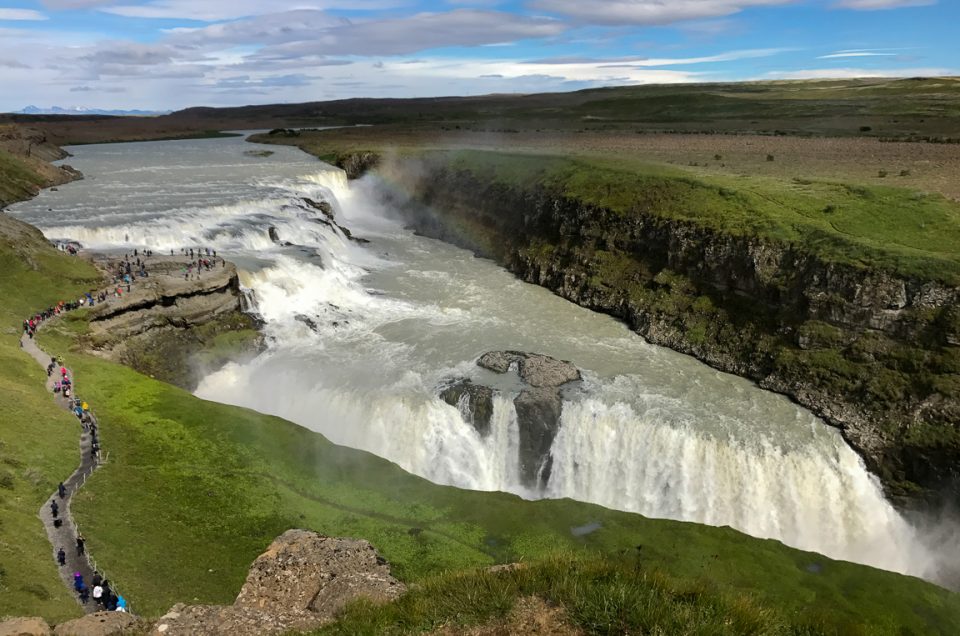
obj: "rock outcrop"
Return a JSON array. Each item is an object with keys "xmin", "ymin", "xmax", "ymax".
[
  {"xmin": 442, "ymin": 351, "xmax": 581, "ymax": 488},
  {"xmin": 81, "ymin": 254, "xmax": 261, "ymax": 390},
  {"xmin": 334, "ymin": 152, "xmax": 381, "ymax": 180},
  {"xmin": 149, "ymin": 530, "xmax": 405, "ymax": 636},
  {"xmin": 53, "ymin": 612, "xmax": 144, "ymax": 636},
  {"xmin": 299, "ymin": 197, "xmax": 369, "ymax": 244},
  {"xmin": 0, "ymin": 617, "xmax": 51, "ymax": 636},
  {"xmin": 439, "ymin": 379, "xmax": 495, "ymax": 436},
  {"xmin": 396, "ymin": 159, "xmax": 960, "ymax": 507}
]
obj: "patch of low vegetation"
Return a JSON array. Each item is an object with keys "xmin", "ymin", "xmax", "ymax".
[
  {"xmin": 317, "ymin": 553, "xmax": 944, "ymax": 635},
  {"xmin": 0, "ymin": 148, "xmax": 48, "ymax": 208}
]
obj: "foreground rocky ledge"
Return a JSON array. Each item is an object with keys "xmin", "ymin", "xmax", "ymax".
[{"xmin": 0, "ymin": 530, "xmax": 404, "ymax": 636}]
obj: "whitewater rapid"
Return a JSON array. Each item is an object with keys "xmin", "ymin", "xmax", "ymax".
[{"xmin": 7, "ymin": 135, "xmax": 943, "ymax": 582}]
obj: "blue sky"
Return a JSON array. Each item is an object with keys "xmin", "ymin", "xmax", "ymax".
[{"xmin": 0, "ymin": 0, "xmax": 955, "ymax": 111}]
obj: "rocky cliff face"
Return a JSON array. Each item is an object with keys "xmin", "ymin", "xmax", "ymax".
[
  {"xmin": 389, "ymin": 160, "xmax": 960, "ymax": 507},
  {"xmin": 82, "ymin": 255, "xmax": 261, "ymax": 390}
]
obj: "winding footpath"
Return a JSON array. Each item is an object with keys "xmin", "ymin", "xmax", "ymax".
[
  {"xmin": 19, "ymin": 251, "xmax": 228, "ymax": 614},
  {"xmin": 20, "ymin": 328, "xmax": 104, "ymax": 613}
]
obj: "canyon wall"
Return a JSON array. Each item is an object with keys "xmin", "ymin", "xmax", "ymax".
[{"xmin": 380, "ymin": 157, "xmax": 960, "ymax": 507}]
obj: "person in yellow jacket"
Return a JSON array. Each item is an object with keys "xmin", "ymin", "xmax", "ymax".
[{"xmin": 81, "ymin": 402, "xmax": 89, "ymax": 412}]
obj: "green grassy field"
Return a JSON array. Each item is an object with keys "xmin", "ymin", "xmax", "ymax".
[{"xmin": 435, "ymin": 149, "xmax": 960, "ymax": 284}]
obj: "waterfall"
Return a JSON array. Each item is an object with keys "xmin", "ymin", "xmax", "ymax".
[{"xmin": 10, "ymin": 137, "xmax": 944, "ymax": 584}]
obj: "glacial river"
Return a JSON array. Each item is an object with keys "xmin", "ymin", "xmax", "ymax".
[{"xmin": 8, "ymin": 134, "xmax": 942, "ymax": 581}]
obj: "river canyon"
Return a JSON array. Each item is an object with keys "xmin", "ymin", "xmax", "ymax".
[{"xmin": 8, "ymin": 133, "xmax": 950, "ymax": 585}]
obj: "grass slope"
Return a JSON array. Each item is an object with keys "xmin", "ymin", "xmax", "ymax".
[
  {"xmin": 0, "ymin": 215, "xmax": 101, "ymax": 622},
  {"xmin": 30, "ymin": 311, "xmax": 960, "ymax": 633}
]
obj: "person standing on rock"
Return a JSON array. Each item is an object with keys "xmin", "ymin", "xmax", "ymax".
[
  {"xmin": 57, "ymin": 547, "xmax": 66, "ymax": 566},
  {"xmin": 76, "ymin": 533, "xmax": 85, "ymax": 556}
]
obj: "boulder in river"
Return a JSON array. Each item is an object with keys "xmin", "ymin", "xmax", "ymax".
[
  {"xmin": 439, "ymin": 351, "xmax": 581, "ymax": 489},
  {"xmin": 302, "ymin": 197, "xmax": 335, "ymax": 221},
  {"xmin": 477, "ymin": 351, "xmax": 581, "ymax": 387},
  {"xmin": 439, "ymin": 379, "xmax": 495, "ymax": 436},
  {"xmin": 268, "ymin": 226, "xmax": 281, "ymax": 243},
  {"xmin": 513, "ymin": 387, "xmax": 563, "ymax": 486}
]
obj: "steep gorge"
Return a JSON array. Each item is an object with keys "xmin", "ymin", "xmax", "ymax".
[{"xmin": 375, "ymin": 155, "xmax": 960, "ymax": 508}]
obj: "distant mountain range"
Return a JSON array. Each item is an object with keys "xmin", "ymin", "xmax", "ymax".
[{"xmin": 15, "ymin": 105, "xmax": 169, "ymax": 116}]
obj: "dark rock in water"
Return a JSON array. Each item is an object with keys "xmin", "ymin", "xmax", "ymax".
[
  {"xmin": 337, "ymin": 152, "xmax": 380, "ymax": 180},
  {"xmin": 514, "ymin": 387, "xmax": 563, "ymax": 488},
  {"xmin": 303, "ymin": 197, "xmax": 335, "ymax": 221},
  {"xmin": 439, "ymin": 379, "xmax": 495, "ymax": 436},
  {"xmin": 476, "ymin": 351, "xmax": 517, "ymax": 374},
  {"xmin": 477, "ymin": 351, "xmax": 580, "ymax": 387},
  {"xmin": 475, "ymin": 351, "xmax": 581, "ymax": 488},
  {"xmin": 268, "ymin": 226, "xmax": 281, "ymax": 243},
  {"xmin": 301, "ymin": 198, "xmax": 371, "ymax": 244},
  {"xmin": 295, "ymin": 314, "xmax": 319, "ymax": 332}
]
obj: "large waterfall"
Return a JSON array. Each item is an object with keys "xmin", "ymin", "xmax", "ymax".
[{"xmin": 8, "ymin": 135, "xmax": 943, "ymax": 583}]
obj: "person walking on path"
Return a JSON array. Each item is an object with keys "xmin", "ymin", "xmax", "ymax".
[
  {"xmin": 76, "ymin": 533, "xmax": 85, "ymax": 556},
  {"xmin": 58, "ymin": 481, "xmax": 67, "ymax": 498},
  {"xmin": 57, "ymin": 547, "xmax": 66, "ymax": 566},
  {"xmin": 50, "ymin": 499, "xmax": 59, "ymax": 519},
  {"xmin": 92, "ymin": 583, "xmax": 103, "ymax": 607}
]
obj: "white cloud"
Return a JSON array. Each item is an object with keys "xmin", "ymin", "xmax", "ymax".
[
  {"xmin": 103, "ymin": 0, "xmax": 401, "ymax": 22},
  {"xmin": 765, "ymin": 66, "xmax": 952, "ymax": 79},
  {"xmin": 834, "ymin": 0, "xmax": 935, "ymax": 9},
  {"xmin": 529, "ymin": 48, "xmax": 789, "ymax": 68},
  {"xmin": 229, "ymin": 9, "xmax": 567, "ymax": 59},
  {"xmin": 817, "ymin": 51, "xmax": 898, "ymax": 58},
  {"xmin": 530, "ymin": 0, "xmax": 794, "ymax": 25},
  {"xmin": 0, "ymin": 8, "xmax": 48, "ymax": 20},
  {"xmin": 40, "ymin": 1, "xmax": 119, "ymax": 8}
]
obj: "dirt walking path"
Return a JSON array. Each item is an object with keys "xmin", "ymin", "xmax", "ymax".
[{"xmin": 20, "ymin": 331, "xmax": 102, "ymax": 612}]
